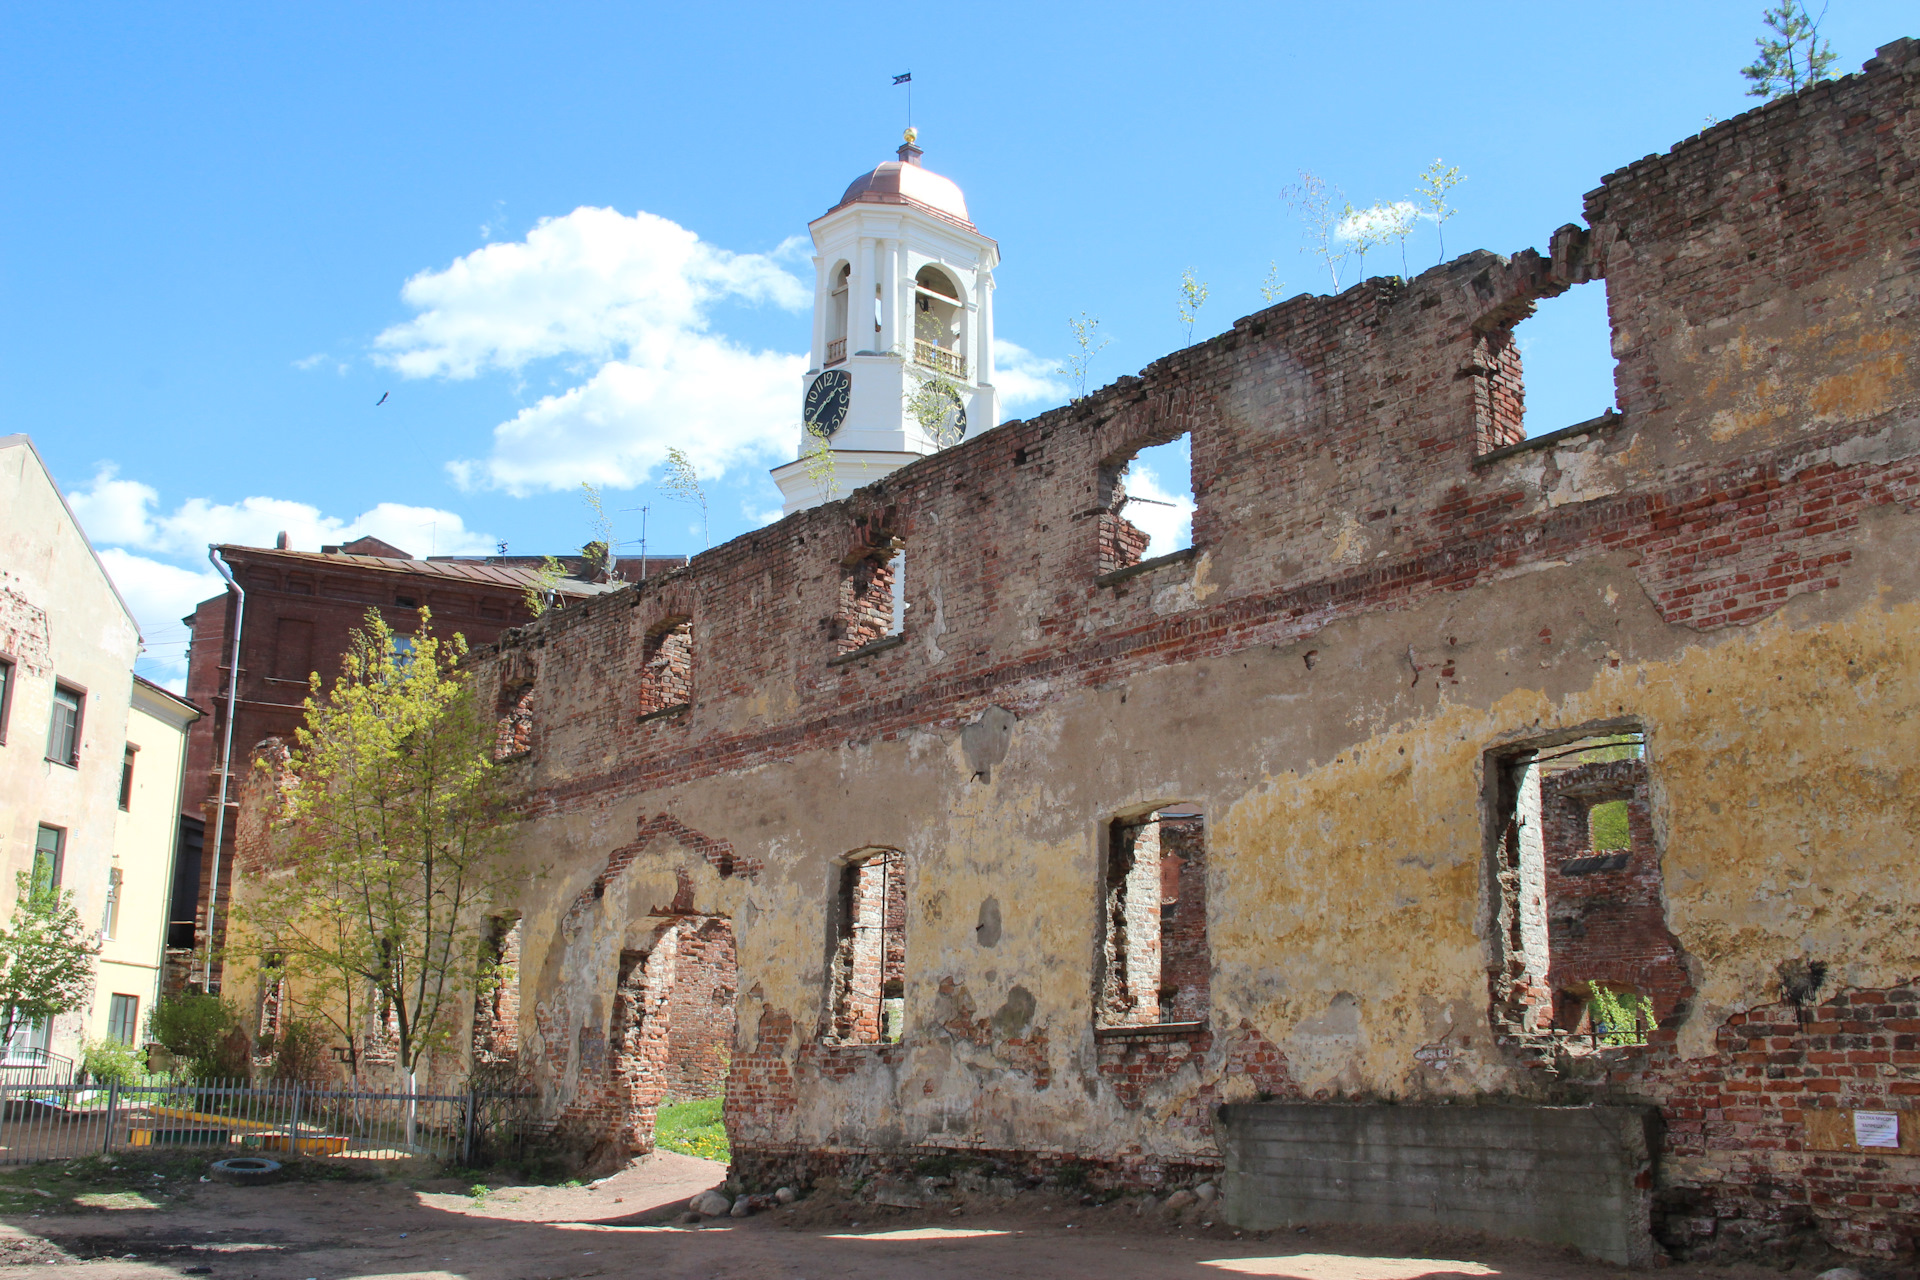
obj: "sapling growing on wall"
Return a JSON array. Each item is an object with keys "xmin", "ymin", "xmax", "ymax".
[
  {"xmin": 660, "ymin": 447, "xmax": 709, "ymax": 549},
  {"xmin": 1056, "ymin": 312, "xmax": 1111, "ymax": 403},
  {"xmin": 1742, "ymin": 1, "xmax": 1836, "ymax": 98},
  {"xmin": 1416, "ymin": 160, "xmax": 1464, "ymax": 264},
  {"xmin": 522, "ymin": 556, "xmax": 566, "ymax": 617},
  {"xmin": 801, "ymin": 422, "xmax": 839, "ymax": 500},
  {"xmin": 1259, "ymin": 262, "xmax": 1286, "ymax": 304},
  {"xmin": 1178, "ymin": 269, "xmax": 1210, "ymax": 347},
  {"xmin": 1282, "ymin": 171, "xmax": 1348, "ymax": 291}
]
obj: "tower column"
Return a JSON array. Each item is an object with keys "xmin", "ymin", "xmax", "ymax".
[
  {"xmin": 978, "ymin": 269, "xmax": 996, "ymax": 387},
  {"xmin": 878, "ymin": 239, "xmax": 899, "ymax": 355},
  {"xmin": 850, "ymin": 236, "xmax": 874, "ymax": 354},
  {"xmin": 810, "ymin": 255, "xmax": 828, "ymax": 368}
]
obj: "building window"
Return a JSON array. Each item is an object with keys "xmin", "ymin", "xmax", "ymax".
[
  {"xmin": 826, "ymin": 849, "xmax": 905, "ymax": 1044},
  {"xmin": 1486, "ymin": 726, "xmax": 1692, "ymax": 1049},
  {"xmin": 32, "ymin": 826, "xmax": 63, "ymax": 899},
  {"xmin": 1097, "ymin": 805, "xmax": 1209, "ymax": 1028},
  {"xmin": 0, "ymin": 656, "xmax": 14, "ymax": 743},
  {"xmin": 107, "ymin": 994, "xmax": 139, "ymax": 1046},
  {"xmin": 118, "ymin": 746, "xmax": 137, "ymax": 811},
  {"xmin": 104, "ymin": 866, "xmax": 123, "ymax": 940},
  {"xmin": 46, "ymin": 684, "xmax": 82, "ymax": 767},
  {"xmin": 636, "ymin": 618, "xmax": 693, "ymax": 719}
]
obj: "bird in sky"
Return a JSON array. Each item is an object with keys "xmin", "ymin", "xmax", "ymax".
[{"xmin": 375, "ymin": 391, "xmax": 389, "ymax": 406}]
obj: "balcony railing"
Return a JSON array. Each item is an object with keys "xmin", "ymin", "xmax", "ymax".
[
  {"xmin": 913, "ymin": 340, "xmax": 965, "ymax": 379},
  {"xmin": 825, "ymin": 338, "xmax": 847, "ymax": 366}
]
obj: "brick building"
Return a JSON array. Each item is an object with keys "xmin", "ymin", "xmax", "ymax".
[
  {"xmin": 175, "ymin": 536, "xmax": 682, "ymax": 988},
  {"xmin": 237, "ymin": 41, "xmax": 1920, "ymax": 1264}
]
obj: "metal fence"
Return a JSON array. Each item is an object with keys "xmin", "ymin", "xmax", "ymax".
[{"xmin": 0, "ymin": 1078, "xmax": 530, "ymax": 1167}]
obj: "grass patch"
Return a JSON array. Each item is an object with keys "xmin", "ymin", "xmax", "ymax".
[{"xmin": 655, "ymin": 1098, "xmax": 728, "ymax": 1162}]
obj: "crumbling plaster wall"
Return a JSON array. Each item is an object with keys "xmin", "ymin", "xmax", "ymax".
[{"xmin": 443, "ymin": 42, "xmax": 1920, "ymax": 1245}]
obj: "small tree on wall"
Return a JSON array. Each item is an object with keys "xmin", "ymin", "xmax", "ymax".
[
  {"xmin": 233, "ymin": 609, "xmax": 523, "ymax": 1103},
  {"xmin": 1742, "ymin": 2, "xmax": 1836, "ymax": 99}
]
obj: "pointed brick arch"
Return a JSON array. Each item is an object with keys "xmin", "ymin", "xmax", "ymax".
[{"xmin": 566, "ymin": 813, "xmax": 759, "ymax": 927}]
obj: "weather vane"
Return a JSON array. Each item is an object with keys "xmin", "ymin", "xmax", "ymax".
[{"xmin": 893, "ymin": 71, "xmax": 911, "ymax": 132}]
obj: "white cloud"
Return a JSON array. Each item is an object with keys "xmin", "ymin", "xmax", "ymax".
[
  {"xmin": 70, "ymin": 465, "xmax": 495, "ymax": 560},
  {"xmin": 994, "ymin": 339, "xmax": 1070, "ymax": 411},
  {"xmin": 1336, "ymin": 200, "xmax": 1421, "ymax": 245},
  {"xmin": 1124, "ymin": 461, "xmax": 1195, "ymax": 559},
  {"xmin": 293, "ymin": 352, "xmax": 328, "ymax": 370},
  {"xmin": 374, "ymin": 205, "xmax": 812, "ymax": 495},
  {"xmin": 97, "ymin": 549, "xmax": 222, "ymax": 692},
  {"xmin": 445, "ymin": 346, "xmax": 807, "ymax": 496},
  {"xmin": 377, "ymin": 206, "xmax": 808, "ymax": 379}
]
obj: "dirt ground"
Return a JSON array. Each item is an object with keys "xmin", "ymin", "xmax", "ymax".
[{"xmin": 0, "ymin": 1151, "xmax": 1892, "ymax": 1280}]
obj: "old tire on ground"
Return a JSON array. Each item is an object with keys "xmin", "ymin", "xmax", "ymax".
[{"xmin": 208, "ymin": 1157, "xmax": 282, "ymax": 1185}]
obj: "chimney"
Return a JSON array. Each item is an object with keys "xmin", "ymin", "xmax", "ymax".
[{"xmin": 275, "ymin": 531, "xmax": 289, "ymax": 550}]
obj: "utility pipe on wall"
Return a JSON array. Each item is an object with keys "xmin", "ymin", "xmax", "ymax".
[{"xmin": 202, "ymin": 545, "xmax": 244, "ymax": 993}]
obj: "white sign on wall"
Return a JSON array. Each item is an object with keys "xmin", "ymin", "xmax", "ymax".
[{"xmin": 1853, "ymin": 1110, "xmax": 1900, "ymax": 1149}]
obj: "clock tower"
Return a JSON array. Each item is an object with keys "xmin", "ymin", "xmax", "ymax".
[{"xmin": 770, "ymin": 131, "xmax": 1001, "ymax": 514}]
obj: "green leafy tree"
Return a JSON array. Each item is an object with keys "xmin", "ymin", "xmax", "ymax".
[
  {"xmin": 148, "ymin": 990, "xmax": 238, "ymax": 1076},
  {"xmin": 1259, "ymin": 262, "xmax": 1286, "ymax": 305},
  {"xmin": 0, "ymin": 873, "xmax": 96, "ymax": 1051},
  {"xmin": 522, "ymin": 556, "xmax": 566, "ymax": 618},
  {"xmin": 1416, "ymin": 160, "xmax": 1465, "ymax": 264},
  {"xmin": 1742, "ymin": 2, "xmax": 1836, "ymax": 98},
  {"xmin": 660, "ymin": 447, "xmax": 709, "ymax": 549},
  {"xmin": 1055, "ymin": 312, "xmax": 1110, "ymax": 403},
  {"xmin": 1178, "ymin": 269, "xmax": 1210, "ymax": 347},
  {"xmin": 234, "ymin": 610, "xmax": 523, "ymax": 1100}
]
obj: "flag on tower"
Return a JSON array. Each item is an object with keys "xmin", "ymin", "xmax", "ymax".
[{"xmin": 893, "ymin": 72, "xmax": 911, "ymax": 84}]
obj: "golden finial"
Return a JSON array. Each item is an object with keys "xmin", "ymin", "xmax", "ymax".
[{"xmin": 903, "ymin": 126, "xmax": 918, "ymax": 146}]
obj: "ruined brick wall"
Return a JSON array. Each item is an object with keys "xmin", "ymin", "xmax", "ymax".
[
  {"xmin": 1539, "ymin": 760, "xmax": 1691, "ymax": 1028},
  {"xmin": 431, "ymin": 41, "xmax": 1920, "ymax": 1257},
  {"xmin": 664, "ymin": 917, "xmax": 736, "ymax": 1100}
]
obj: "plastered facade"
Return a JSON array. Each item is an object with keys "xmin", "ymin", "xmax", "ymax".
[{"xmin": 252, "ymin": 41, "xmax": 1920, "ymax": 1260}]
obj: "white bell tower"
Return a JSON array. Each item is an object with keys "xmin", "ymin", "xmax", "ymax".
[{"xmin": 771, "ymin": 130, "xmax": 1001, "ymax": 514}]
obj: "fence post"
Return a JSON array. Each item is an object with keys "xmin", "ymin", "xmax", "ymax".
[
  {"xmin": 290, "ymin": 1083, "xmax": 304, "ymax": 1150},
  {"xmin": 462, "ymin": 1089, "xmax": 476, "ymax": 1166},
  {"xmin": 102, "ymin": 1077, "xmax": 119, "ymax": 1155}
]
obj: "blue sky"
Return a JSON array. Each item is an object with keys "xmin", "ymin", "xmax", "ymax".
[{"xmin": 5, "ymin": 1, "xmax": 1909, "ymax": 687}]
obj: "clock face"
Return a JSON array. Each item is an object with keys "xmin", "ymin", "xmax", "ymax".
[{"xmin": 804, "ymin": 370, "xmax": 851, "ymax": 438}]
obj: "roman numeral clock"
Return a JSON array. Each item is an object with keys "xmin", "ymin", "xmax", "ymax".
[{"xmin": 769, "ymin": 128, "xmax": 1002, "ymax": 515}]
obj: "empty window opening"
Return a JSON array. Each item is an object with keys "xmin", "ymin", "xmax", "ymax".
[
  {"xmin": 637, "ymin": 618, "xmax": 693, "ymax": 718},
  {"xmin": 1098, "ymin": 806, "xmax": 1209, "ymax": 1028},
  {"xmin": 827, "ymin": 850, "xmax": 906, "ymax": 1044},
  {"xmin": 1096, "ymin": 436, "xmax": 1194, "ymax": 576},
  {"xmin": 1475, "ymin": 282, "xmax": 1617, "ymax": 455},
  {"xmin": 495, "ymin": 682, "xmax": 534, "ymax": 760},
  {"xmin": 1487, "ymin": 728, "xmax": 1691, "ymax": 1053},
  {"xmin": 826, "ymin": 263, "xmax": 850, "ymax": 365},
  {"xmin": 609, "ymin": 916, "xmax": 737, "ymax": 1152},
  {"xmin": 834, "ymin": 542, "xmax": 905, "ymax": 654},
  {"xmin": 472, "ymin": 915, "xmax": 523, "ymax": 1063}
]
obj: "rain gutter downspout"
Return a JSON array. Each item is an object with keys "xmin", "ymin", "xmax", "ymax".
[{"xmin": 203, "ymin": 546, "xmax": 244, "ymax": 993}]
